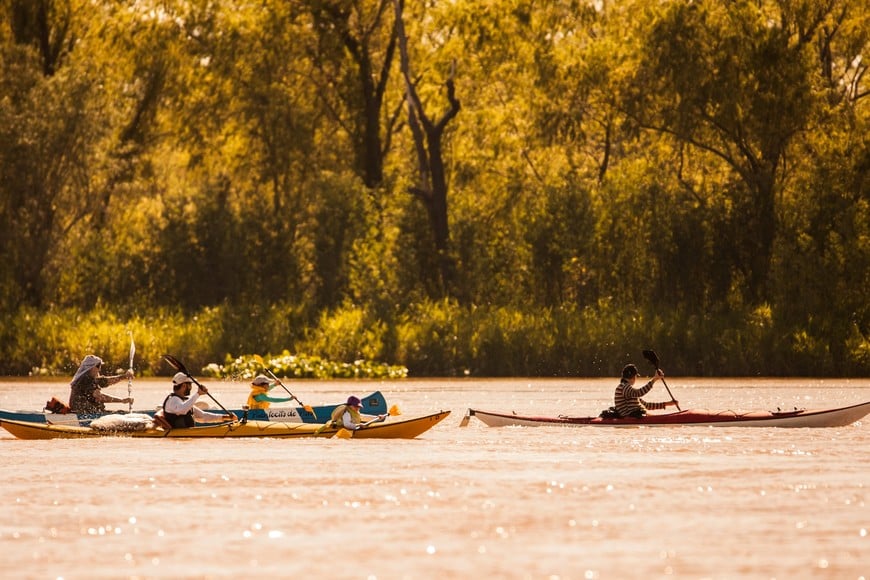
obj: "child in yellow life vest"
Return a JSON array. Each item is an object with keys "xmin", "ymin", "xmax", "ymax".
[
  {"xmin": 246, "ymin": 375, "xmax": 294, "ymax": 410},
  {"xmin": 329, "ymin": 395, "xmax": 386, "ymax": 430}
]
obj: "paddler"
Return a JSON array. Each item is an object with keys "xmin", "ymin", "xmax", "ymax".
[
  {"xmin": 329, "ymin": 395, "xmax": 386, "ymax": 431},
  {"xmin": 156, "ymin": 372, "xmax": 237, "ymax": 428},
  {"xmin": 246, "ymin": 375, "xmax": 294, "ymax": 410},
  {"xmin": 613, "ymin": 363, "xmax": 679, "ymax": 418},
  {"xmin": 68, "ymin": 354, "xmax": 134, "ymax": 414}
]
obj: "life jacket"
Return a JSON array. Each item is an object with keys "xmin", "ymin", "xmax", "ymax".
[
  {"xmin": 162, "ymin": 393, "xmax": 195, "ymax": 428},
  {"xmin": 246, "ymin": 386, "xmax": 270, "ymax": 409},
  {"xmin": 329, "ymin": 404, "xmax": 362, "ymax": 428}
]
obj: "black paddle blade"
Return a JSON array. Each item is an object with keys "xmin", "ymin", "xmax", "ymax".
[
  {"xmin": 642, "ymin": 349, "xmax": 660, "ymax": 368},
  {"xmin": 162, "ymin": 354, "xmax": 188, "ymax": 374}
]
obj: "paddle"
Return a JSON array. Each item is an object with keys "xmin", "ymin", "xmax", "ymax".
[
  {"xmin": 162, "ymin": 354, "xmax": 236, "ymax": 420},
  {"xmin": 367, "ymin": 404, "xmax": 402, "ymax": 424},
  {"xmin": 642, "ymin": 349, "xmax": 680, "ymax": 411},
  {"xmin": 127, "ymin": 333, "xmax": 135, "ymax": 413},
  {"xmin": 263, "ymin": 369, "xmax": 314, "ymax": 414}
]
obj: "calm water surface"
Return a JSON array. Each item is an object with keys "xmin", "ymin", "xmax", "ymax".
[{"xmin": 1, "ymin": 377, "xmax": 868, "ymax": 579}]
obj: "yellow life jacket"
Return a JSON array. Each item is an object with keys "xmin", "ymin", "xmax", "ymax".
[
  {"xmin": 246, "ymin": 386, "xmax": 270, "ymax": 409},
  {"xmin": 330, "ymin": 404, "xmax": 362, "ymax": 428}
]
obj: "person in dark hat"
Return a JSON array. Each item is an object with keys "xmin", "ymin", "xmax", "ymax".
[
  {"xmin": 613, "ymin": 363, "xmax": 678, "ymax": 418},
  {"xmin": 68, "ymin": 354, "xmax": 134, "ymax": 414},
  {"xmin": 328, "ymin": 395, "xmax": 385, "ymax": 431}
]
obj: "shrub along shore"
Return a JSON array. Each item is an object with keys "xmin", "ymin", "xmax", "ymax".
[{"xmin": 3, "ymin": 303, "xmax": 867, "ymax": 378}]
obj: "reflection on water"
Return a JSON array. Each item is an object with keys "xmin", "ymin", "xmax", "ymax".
[{"xmin": 1, "ymin": 378, "xmax": 868, "ymax": 578}]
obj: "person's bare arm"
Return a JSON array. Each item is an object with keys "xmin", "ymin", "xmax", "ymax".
[{"xmin": 92, "ymin": 389, "xmax": 132, "ymax": 405}]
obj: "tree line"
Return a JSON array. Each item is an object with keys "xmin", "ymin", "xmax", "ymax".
[{"xmin": 0, "ymin": 0, "xmax": 867, "ymax": 377}]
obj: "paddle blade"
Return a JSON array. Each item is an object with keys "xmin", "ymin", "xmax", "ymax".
[
  {"xmin": 129, "ymin": 335, "xmax": 136, "ymax": 368},
  {"xmin": 336, "ymin": 428, "xmax": 353, "ymax": 439},
  {"xmin": 642, "ymin": 349, "xmax": 660, "ymax": 368},
  {"xmin": 162, "ymin": 354, "xmax": 187, "ymax": 374},
  {"xmin": 388, "ymin": 404, "xmax": 401, "ymax": 416},
  {"xmin": 303, "ymin": 405, "xmax": 314, "ymax": 413},
  {"xmin": 459, "ymin": 410, "xmax": 471, "ymax": 427}
]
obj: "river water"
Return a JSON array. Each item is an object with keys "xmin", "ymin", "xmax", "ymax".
[{"xmin": 1, "ymin": 377, "xmax": 868, "ymax": 579}]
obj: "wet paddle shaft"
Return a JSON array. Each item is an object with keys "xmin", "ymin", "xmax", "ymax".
[{"xmin": 127, "ymin": 334, "xmax": 135, "ymax": 412}]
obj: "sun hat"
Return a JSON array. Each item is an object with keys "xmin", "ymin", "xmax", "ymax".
[
  {"xmin": 251, "ymin": 375, "xmax": 271, "ymax": 386},
  {"xmin": 347, "ymin": 395, "xmax": 362, "ymax": 407},
  {"xmin": 70, "ymin": 355, "xmax": 104, "ymax": 386},
  {"xmin": 172, "ymin": 372, "xmax": 193, "ymax": 385}
]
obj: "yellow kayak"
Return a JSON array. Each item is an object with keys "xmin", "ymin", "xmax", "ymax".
[{"xmin": 0, "ymin": 410, "xmax": 450, "ymax": 440}]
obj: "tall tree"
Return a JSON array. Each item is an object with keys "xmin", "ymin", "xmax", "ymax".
[
  {"xmin": 0, "ymin": 0, "xmax": 99, "ymax": 307},
  {"xmin": 394, "ymin": 0, "xmax": 461, "ymax": 298},
  {"xmin": 628, "ymin": 0, "xmax": 819, "ymax": 304},
  {"xmin": 307, "ymin": 0, "xmax": 401, "ymax": 189}
]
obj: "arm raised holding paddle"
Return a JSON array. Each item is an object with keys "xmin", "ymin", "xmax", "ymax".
[
  {"xmin": 334, "ymin": 395, "xmax": 386, "ymax": 431},
  {"xmin": 642, "ymin": 349, "xmax": 681, "ymax": 411},
  {"xmin": 161, "ymin": 355, "xmax": 237, "ymax": 425},
  {"xmin": 317, "ymin": 395, "xmax": 402, "ymax": 437},
  {"xmin": 612, "ymin": 363, "xmax": 679, "ymax": 419},
  {"xmin": 157, "ymin": 372, "xmax": 238, "ymax": 429},
  {"xmin": 68, "ymin": 354, "xmax": 134, "ymax": 414}
]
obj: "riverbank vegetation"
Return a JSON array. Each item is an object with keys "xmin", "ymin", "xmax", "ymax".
[{"xmin": 1, "ymin": 1, "xmax": 867, "ymax": 377}]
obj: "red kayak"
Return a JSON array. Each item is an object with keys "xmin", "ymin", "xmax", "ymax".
[{"xmin": 461, "ymin": 401, "xmax": 870, "ymax": 428}]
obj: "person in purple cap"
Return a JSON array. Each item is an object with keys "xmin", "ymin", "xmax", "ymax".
[{"xmin": 328, "ymin": 395, "xmax": 386, "ymax": 431}]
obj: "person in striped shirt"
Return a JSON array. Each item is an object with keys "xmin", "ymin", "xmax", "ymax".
[{"xmin": 613, "ymin": 363, "xmax": 679, "ymax": 418}]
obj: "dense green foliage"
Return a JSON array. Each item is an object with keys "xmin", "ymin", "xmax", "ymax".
[
  {"xmin": 1, "ymin": 0, "xmax": 867, "ymax": 377},
  {"xmin": 206, "ymin": 352, "xmax": 408, "ymax": 381}
]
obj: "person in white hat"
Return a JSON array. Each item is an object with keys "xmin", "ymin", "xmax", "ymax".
[
  {"xmin": 156, "ymin": 372, "xmax": 236, "ymax": 429},
  {"xmin": 246, "ymin": 375, "xmax": 293, "ymax": 410},
  {"xmin": 68, "ymin": 354, "xmax": 134, "ymax": 414}
]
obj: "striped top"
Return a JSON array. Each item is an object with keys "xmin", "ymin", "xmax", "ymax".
[{"xmin": 614, "ymin": 378, "xmax": 668, "ymax": 417}]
